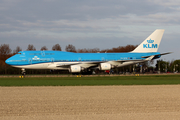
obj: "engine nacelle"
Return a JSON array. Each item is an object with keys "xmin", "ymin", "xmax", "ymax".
[
  {"xmin": 69, "ymin": 65, "xmax": 81, "ymax": 73},
  {"xmin": 99, "ymin": 63, "xmax": 111, "ymax": 70}
]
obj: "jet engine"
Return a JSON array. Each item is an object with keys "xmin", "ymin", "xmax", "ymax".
[
  {"xmin": 69, "ymin": 65, "xmax": 81, "ymax": 73},
  {"xmin": 99, "ymin": 63, "xmax": 111, "ymax": 70}
]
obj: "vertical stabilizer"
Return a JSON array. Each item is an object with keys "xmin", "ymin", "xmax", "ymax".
[{"xmin": 131, "ymin": 29, "xmax": 164, "ymax": 53}]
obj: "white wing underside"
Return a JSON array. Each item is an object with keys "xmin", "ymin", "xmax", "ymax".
[{"xmin": 55, "ymin": 56, "xmax": 154, "ymax": 69}]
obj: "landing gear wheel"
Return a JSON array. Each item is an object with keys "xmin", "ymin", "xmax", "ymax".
[{"xmin": 21, "ymin": 68, "xmax": 26, "ymax": 77}]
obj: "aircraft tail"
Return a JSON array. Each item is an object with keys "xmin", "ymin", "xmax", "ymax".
[{"xmin": 131, "ymin": 29, "xmax": 165, "ymax": 53}]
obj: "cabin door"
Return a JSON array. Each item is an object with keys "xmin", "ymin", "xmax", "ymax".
[
  {"xmin": 51, "ymin": 58, "xmax": 54, "ymax": 63},
  {"xmin": 28, "ymin": 58, "xmax": 32, "ymax": 64},
  {"xmin": 41, "ymin": 51, "xmax": 45, "ymax": 57}
]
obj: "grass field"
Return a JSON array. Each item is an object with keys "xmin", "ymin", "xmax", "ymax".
[{"xmin": 0, "ymin": 74, "xmax": 180, "ymax": 86}]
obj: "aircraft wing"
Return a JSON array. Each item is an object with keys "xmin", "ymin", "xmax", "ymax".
[
  {"xmin": 56, "ymin": 63, "xmax": 80, "ymax": 67},
  {"xmin": 55, "ymin": 60, "xmax": 143, "ymax": 69},
  {"xmin": 55, "ymin": 54, "xmax": 158, "ymax": 69},
  {"xmin": 56, "ymin": 61, "xmax": 102, "ymax": 68}
]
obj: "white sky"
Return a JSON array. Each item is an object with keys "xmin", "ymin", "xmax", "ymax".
[{"xmin": 0, "ymin": 0, "xmax": 180, "ymax": 62}]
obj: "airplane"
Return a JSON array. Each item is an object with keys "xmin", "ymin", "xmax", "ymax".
[{"xmin": 5, "ymin": 29, "xmax": 171, "ymax": 75}]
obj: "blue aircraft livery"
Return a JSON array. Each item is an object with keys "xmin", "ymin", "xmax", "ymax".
[{"xmin": 5, "ymin": 29, "xmax": 171, "ymax": 74}]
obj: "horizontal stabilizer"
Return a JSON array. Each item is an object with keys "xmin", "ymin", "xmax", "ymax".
[{"xmin": 141, "ymin": 52, "xmax": 172, "ymax": 58}]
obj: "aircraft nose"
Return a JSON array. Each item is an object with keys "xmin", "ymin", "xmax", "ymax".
[
  {"xmin": 5, "ymin": 58, "xmax": 11, "ymax": 65},
  {"xmin": 5, "ymin": 57, "xmax": 15, "ymax": 65}
]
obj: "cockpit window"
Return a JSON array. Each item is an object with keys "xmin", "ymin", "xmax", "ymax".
[{"xmin": 17, "ymin": 53, "xmax": 21, "ymax": 55}]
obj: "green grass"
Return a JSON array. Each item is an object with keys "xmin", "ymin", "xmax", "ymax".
[{"xmin": 0, "ymin": 75, "xmax": 180, "ymax": 86}]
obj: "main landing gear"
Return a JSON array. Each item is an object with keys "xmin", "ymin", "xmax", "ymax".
[{"xmin": 21, "ymin": 68, "xmax": 26, "ymax": 77}]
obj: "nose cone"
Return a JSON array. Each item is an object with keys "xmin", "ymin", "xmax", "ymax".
[{"xmin": 5, "ymin": 58, "xmax": 11, "ymax": 65}]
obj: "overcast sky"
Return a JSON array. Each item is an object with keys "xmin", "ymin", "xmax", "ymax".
[{"xmin": 1, "ymin": 0, "xmax": 180, "ymax": 62}]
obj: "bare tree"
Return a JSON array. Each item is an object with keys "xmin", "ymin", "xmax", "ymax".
[
  {"xmin": 0, "ymin": 44, "xmax": 12, "ymax": 74},
  {"xmin": 77, "ymin": 48, "xmax": 88, "ymax": 53},
  {"xmin": 27, "ymin": 44, "xmax": 36, "ymax": 51},
  {"xmin": 0, "ymin": 44, "xmax": 12, "ymax": 56},
  {"xmin": 88, "ymin": 48, "xmax": 100, "ymax": 53},
  {"xmin": 101, "ymin": 45, "xmax": 137, "ymax": 53},
  {"xmin": 77, "ymin": 48, "xmax": 100, "ymax": 53},
  {"xmin": 41, "ymin": 46, "xmax": 48, "ymax": 51},
  {"xmin": 65, "ymin": 44, "xmax": 76, "ymax": 52},
  {"xmin": 13, "ymin": 46, "xmax": 22, "ymax": 54},
  {"xmin": 52, "ymin": 44, "xmax": 61, "ymax": 51}
]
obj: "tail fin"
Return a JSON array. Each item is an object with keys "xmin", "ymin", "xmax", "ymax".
[{"xmin": 131, "ymin": 29, "xmax": 165, "ymax": 53}]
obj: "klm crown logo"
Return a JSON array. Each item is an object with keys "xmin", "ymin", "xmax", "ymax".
[
  {"xmin": 143, "ymin": 39, "xmax": 158, "ymax": 48},
  {"xmin": 32, "ymin": 56, "xmax": 40, "ymax": 60},
  {"xmin": 147, "ymin": 39, "xmax": 154, "ymax": 43}
]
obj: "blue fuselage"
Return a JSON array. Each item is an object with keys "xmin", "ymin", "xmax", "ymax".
[{"xmin": 6, "ymin": 51, "xmax": 160, "ymax": 66}]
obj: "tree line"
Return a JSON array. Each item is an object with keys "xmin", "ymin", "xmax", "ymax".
[
  {"xmin": 0, "ymin": 43, "xmax": 138, "ymax": 74},
  {"xmin": 0, "ymin": 43, "xmax": 178, "ymax": 74}
]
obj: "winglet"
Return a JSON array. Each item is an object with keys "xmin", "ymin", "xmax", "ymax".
[{"xmin": 131, "ymin": 29, "xmax": 165, "ymax": 53}]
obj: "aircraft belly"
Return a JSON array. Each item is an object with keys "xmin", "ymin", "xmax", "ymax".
[{"xmin": 12, "ymin": 63, "xmax": 50, "ymax": 69}]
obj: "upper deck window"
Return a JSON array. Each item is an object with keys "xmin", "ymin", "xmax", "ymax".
[
  {"xmin": 29, "ymin": 53, "xmax": 55, "ymax": 55},
  {"xmin": 45, "ymin": 53, "xmax": 54, "ymax": 55},
  {"xmin": 29, "ymin": 53, "xmax": 41, "ymax": 55}
]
